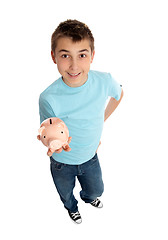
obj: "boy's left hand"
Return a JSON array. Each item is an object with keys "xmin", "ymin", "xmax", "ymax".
[{"xmin": 96, "ymin": 141, "xmax": 101, "ymax": 153}]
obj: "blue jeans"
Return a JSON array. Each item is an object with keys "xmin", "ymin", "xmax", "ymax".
[{"xmin": 50, "ymin": 153, "xmax": 104, "ymax": 213}]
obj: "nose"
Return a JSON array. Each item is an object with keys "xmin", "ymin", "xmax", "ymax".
[
  {"xmin": 49, "ymin": 139, "xmax": 62, "ymax": 150},
  {"xmin": 69, "ymin": 58, "xmax": 78, "ymax": 71}
]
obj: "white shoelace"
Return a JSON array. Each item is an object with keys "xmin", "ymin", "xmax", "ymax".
[
  {"xmin": 71, "ymin": 211, "xmax": 81, "ymax": 219},
  {"xmin": 91, "ymin": 199, "xmax": 100, "ymax": 207}
]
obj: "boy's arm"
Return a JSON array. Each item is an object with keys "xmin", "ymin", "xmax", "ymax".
[
  {"xmin": 104, "ymin": 89, "xmax": 124, "ymax": 121},
  {"xmin": 96, "ymin": 89, "xmax": 123, "ymax": 152},
  {"xmin": 39, "ymin": 96, "xmax": 56, "ymax": 123}
]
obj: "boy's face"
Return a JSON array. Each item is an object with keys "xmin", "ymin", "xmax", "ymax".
[{"xmin": 51, "ymin": 37, "xmax": 95, "ymax": 87}]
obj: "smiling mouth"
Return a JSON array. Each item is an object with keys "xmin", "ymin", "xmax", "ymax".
[{"xmin": 67, "ymin": 72, "xmax": 81, "ymax": 78}]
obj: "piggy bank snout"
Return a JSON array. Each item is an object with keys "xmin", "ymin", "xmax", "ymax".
[{"xmin": 49, "ymin": 139, "xmax": 63, "ymax": 150}]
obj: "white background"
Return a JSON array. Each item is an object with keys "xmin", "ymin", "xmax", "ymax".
[{"xmin": 0, "ymin": 0, "xmax": 168, "ymax": 239}]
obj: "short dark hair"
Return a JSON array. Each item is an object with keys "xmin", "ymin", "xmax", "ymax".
[{"xmin": 51, "ymin": 19, "xmax": 94, "ymax": 53}]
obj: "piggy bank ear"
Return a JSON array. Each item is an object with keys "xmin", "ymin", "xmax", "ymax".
[
  {"xmin": 37, "ymin": 135, "xmax": 41, "ymax": 140},
  {"xmin": 38, "ymin": 126, "xmax": 45, "ymax": 136}
]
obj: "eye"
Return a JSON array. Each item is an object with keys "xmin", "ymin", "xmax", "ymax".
[
  {"xmin": 61, "ymin": 131, "xmax": 64, "ymax": 134},
  {"xmin": 62, "ymin": 54, "xmax": 69, "ymax": 58},
  {"xmin": 80, "ymin": 54, "xmax": 86, "ymax": 58},
  {"xmin": 43, "ymin": 136, "xmax": 46, "ymax": 138}
]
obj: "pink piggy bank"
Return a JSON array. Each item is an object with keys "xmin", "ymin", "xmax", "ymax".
[{"xmin": 37, "ymin": 117, "xmax": 71, "ymax": 156}]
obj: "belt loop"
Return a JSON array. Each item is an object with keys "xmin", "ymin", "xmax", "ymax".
[{"xmin": 77, "ymin": 165, "xmax": 82, "ymax": 175}]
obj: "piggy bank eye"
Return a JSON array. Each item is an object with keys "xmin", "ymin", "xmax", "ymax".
[
  {"xmin": 61, "ymin": 131, "xmax": 64, "ymax": 134},
  {"xmin": 43, "ymin": 136, "xmax": 46, "ymax": 138}
]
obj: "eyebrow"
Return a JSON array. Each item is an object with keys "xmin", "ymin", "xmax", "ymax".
[
  {"xmin": 79, "ymin": 49, "xmax": 89, "ymax": 53},
  {"xmin": 58, "ymin": 49, "xmax": 89, "ymax": 53},
  {"xmin": 58, "ymin": 49, "xmax": 69, "ymax": 53}
]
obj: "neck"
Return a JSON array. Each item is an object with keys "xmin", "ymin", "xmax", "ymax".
[{"xmin": 62, "ymin": 76, "xmax": 88, "ymax": 88}]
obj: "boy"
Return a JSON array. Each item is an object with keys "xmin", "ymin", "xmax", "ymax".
[{"xmin": 39, "ymin": 19, "xmax": 123, "ymax": 224}]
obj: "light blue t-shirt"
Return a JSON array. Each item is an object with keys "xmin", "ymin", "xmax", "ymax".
[{"xmin": 39, "ymin": 70, "xmax": 121, "ymax": 165}]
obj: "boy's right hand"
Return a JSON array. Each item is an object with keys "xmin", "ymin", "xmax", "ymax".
[{"xmin": 54, "ymin": 136, "xmax": 72, "ymax": 154}]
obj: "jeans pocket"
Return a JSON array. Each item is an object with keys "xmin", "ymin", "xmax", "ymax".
[
  {"xmin": 93, "ymin": 153, "xmax": 98, "ymax": 160},
  {"xmin": 54, "ymin": 162, "xmax": 64, "ymax": 170},
  {"xmin": 50, "ymin": 157, "xmax": 65, "ymax": 171},
  {"xmin": 90, "ymin": 153, "xmax": 98, "ymax": 165}
]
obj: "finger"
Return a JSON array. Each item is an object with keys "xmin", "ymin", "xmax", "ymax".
[
  {"xmin": 55, "ymin": 148, "xmax": 63, "ymax": 153},
  {"xmin": 47, "ymin": 149, "xmax": 52, "ymax": 156},
  {"xmin": 64, "ymin": 147, "xmax": 71, "ymax": 152},
  {"xmin": 47, "ymin": 152, "xmax": 52, "ymax": 157},
  {"xmin": 68, "ymin": 137, "xmax": 72, "ymax": 144}
]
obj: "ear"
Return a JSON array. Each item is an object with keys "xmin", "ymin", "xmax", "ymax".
[
  {"xmin": 91, "ymin": 50, "xmax": 95, "ymax": 63},
  {"xmin": 51, "ymin": 51, "xmax": 57, "ymax": 64},
  {"xmin": 38, "ymin": 126, "xmax": 45, "ymax": 136},
  {"xmin": 37, "ymin": 135, "xmax": 41, "ymax": 140}
]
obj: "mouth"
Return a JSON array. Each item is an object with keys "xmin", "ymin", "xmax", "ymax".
[{"xmin": 67, "ymin": 72, "xmax": 81, "ymax": 78}]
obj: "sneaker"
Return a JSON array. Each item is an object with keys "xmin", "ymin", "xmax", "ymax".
[
  {"xmin": 90, "ymin": 198, "xmax": 103, "ymax": 208},
  {"xmin": 68, "ymin": 210, "xmax": 82, "ymax": 224}
]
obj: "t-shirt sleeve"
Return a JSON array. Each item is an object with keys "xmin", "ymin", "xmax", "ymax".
[
  {"xmin": 107, "ymin": 73, "xmax": 122, "ymax": 101},
  {"xmin": 39, "ymin": 95, "xmax": 56, "ymax": 124}
]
